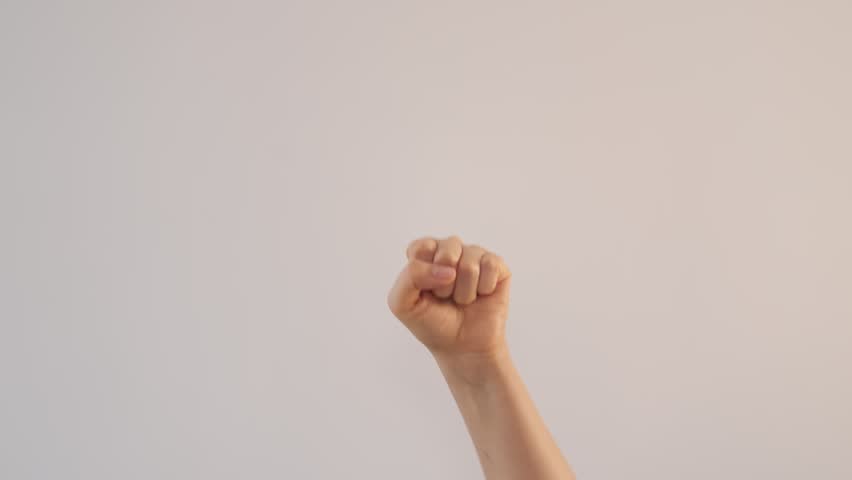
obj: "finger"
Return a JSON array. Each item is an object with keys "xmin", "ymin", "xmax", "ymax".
[
  {"xmin": 387, "ymin": 259, "xmax": 456, "ymax": 319},
  {"xmin": 406, "ymin": 237, "xmax": 438, "ymax": 262},
  {"xmin": 492, "ymin": 273, "xmax": 512, "ymax": 303},
  {"xmin": 477, "ymin": 252, "xmax": 505, "ymax": 295},
  {"xmin": 431, "ymin": 235, "xmax": 464, "ymax": 299},
  {"xmin": 454, "ymin": 245, "xmax": 486, "ymax": 305}
]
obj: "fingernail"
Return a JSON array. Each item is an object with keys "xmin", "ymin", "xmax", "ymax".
[{"xmin": 431, "ymin": 264, "xmax": 455, "ymax": 278}]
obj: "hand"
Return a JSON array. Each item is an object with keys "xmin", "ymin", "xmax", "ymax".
[
  {"xmin": 387, "ymin": 236, "xmax": 512, "ymax": 359},
  {"xmin": 388, "ymin": 237, "xmax": 574, "ymax": 480}
]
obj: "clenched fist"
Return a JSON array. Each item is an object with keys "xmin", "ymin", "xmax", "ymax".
[{"xmin": 387, "ymin": 235, "xmax": 512, "ymax": 357}]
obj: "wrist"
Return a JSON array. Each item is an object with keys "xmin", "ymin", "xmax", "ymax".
[{"xmin": 431, "ymin": 344, "xmax": 514, "ymax": 387}]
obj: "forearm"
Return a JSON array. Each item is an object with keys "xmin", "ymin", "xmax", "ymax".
[
  {"xmin": 433, "ymin": 347, "xmax": 575, "ymax": 480},
  {"xmin": 387, "ymin": 236, "xmax": 571, "ymax": 477}
]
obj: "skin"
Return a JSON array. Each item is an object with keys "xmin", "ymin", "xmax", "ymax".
[{"xmin": 387, "ymin": 235, "xmax": 576, "ymax": 480}]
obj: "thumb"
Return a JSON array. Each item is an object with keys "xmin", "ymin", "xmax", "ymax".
[{"xmin": 387, "ymin": 259, "xmax": 456, "ymax": 318}]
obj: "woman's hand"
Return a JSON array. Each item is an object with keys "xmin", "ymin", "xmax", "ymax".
[
  {"xmin": 387, "ymin": 235, "xmax": 574, "ymax": 480},
  {"xmin": 387, "ymin": 235, "xmax": 512, "ymax": 360}
]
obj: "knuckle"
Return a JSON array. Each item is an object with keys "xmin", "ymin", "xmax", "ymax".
[
  {"xmin": 481, "ymin": 253, "xmax": 501, "ymax": 270},
  {"xmin": 463, "ymin": 244, "xmax": 485, "ymax": 259},
  {"xmin": 386, "ymin": 292, "xmax": 399, "ymax": 315},
  {"xmin": 405, "ymin": 239, "xmax": 419, "ymax": 255},
  {"xmin": 435, "ymin": 249, "xmax": 460, "ymax": 264},
  {"xmin": 496, "ymin": 255, "xmax": 507, "ymax": 268},
  {"xmin": 407, "ymin": 237, "xmax": 435, "ymax": 258},
  {"xmin": 404, "ymin": 259, "xmax": 422, "ymax": 285},
  {"xmin": 458, "ymin": 261, "xmax": 479, "ymax": 276}
]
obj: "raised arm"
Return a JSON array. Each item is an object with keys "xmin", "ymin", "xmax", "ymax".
[{"xmin": 387, "ymin": 235, "xmax": 575, "ymax": 480}]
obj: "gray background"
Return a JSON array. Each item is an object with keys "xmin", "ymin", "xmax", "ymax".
[{"xmin": 2, "ymin": 1, "xmax": 851, "ymax": 479}]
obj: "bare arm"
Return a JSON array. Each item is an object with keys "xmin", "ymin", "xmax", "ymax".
[
  {"xmin": 387, "ymin": 235, "xmax": 575, "ymax": 480},
  {"xmin": 434, "ymin": 348, "xmax": 574, "ymax": 480}
]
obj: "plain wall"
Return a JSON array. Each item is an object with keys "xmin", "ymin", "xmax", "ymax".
[{"xmin": 2, "ymin": 1, "xmax": 851, "ymax": 479}]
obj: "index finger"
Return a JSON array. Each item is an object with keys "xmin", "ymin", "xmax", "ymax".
[{"xmin": 406, "ymin": 237, "xmax": 439, "ymax": 262}]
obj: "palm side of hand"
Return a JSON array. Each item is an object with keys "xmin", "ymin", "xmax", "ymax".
[
  {"xmin": 414, "ymin": 288, "xmax": 509, "ymax": 354},
  {"xmin": 387, "ymin": 236, "xmax": 512, "ymax": 356}
]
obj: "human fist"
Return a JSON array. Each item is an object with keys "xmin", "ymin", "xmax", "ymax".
[{"xmin": 387, "ymin": 236, "xmax": 512, "ymax": 357}]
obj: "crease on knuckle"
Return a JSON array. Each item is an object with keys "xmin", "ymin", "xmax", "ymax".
[
  {"xmin": 407, "ymin": 237, "xmax": 434, "ymax": 258},
  {"xmin": 459, "ymin": 262, "xmax": 479, "ymax": 277},
  {"xmin": 481, "ymin": 254, "xmax": 500, "ymax": 270}
]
